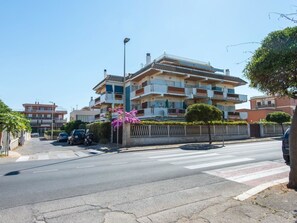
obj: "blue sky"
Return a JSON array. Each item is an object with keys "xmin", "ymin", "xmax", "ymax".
[{"xmin": 0, "ymin": 0, "xmax": 295, "ymax": 116}]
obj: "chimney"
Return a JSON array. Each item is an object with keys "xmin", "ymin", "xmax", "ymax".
[
  {"xmin": 225, "ymin": 69, "xmax": 230, "ymax": 76},
  {"xmin": 146, "ymin": 53, "xmax": 151, "ymax": 65},
  {"xmin": 104, "ymin": 69, "xmax": 107, "ymax": 78}
]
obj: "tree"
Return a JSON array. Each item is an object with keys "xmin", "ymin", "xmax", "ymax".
[
  {"xmin": 0, "ymin": 108, "xmax": 30, "ymax": 155},
  {"xmin": 185, "ymin": 104, "xmax": 222, "ymax": 144},
  {"xmin": 266, "ymin": 112, "xmax": 291, "ymax": 134},
  {"xmin": 244, "ymin": 26, "xmax": 297, "ymax": 189},
  {"xmin": 60, "ymin": 120, "xmax": 86, "ymax": 134}
]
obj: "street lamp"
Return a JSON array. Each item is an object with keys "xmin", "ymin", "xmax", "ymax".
[
  {"xmin": 49, "ymin": 101, "xmax": 54, "ymax": 140},
  {"xmin": 122, "ymin": 37, "xmax": 130, "ymax": 146}
]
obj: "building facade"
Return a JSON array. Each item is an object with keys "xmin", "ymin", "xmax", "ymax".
[
  {"xmin": 90, "ymin": 54, "xmax": 248, "ymax": 121},
  {"xmin": 70, "ymin": 107, "xmax": 100, "ymax": 123},
  {"xmin": 22, "ymin": 102, "xmax": 67, "ymax": 135},
  {"xmin": 239, "ymin": 95, "xmax": 297, "ymax": 122}
]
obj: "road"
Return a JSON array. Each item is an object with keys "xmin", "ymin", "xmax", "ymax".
[{"xmin": 0, "ymin": 139, "xmax": 290, "ymax": 222}]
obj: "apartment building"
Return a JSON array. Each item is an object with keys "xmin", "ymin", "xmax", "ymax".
[
  {"xmin": 70, "ymin": 107, "xmax": 100, "ymax": 122},
  {"xmin": 89, "ymin": 70, "xmax": 124, "ymax": 121},
  {"xmin": 238, "ymin": 95, "xmax": 297, "ymax": 122},
  {"xmin": 90, "ymin": 54, "xmax": 248, "ymax": 121},
  {"xmin": 22, "ymin": 102, "xmax": 67, "ymax": 135}
]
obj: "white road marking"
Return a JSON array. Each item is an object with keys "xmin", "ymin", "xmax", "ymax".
[
  {"xmin": 228, "ymin": 166, "xmax": 289, "ymax": 182},
  {"xmin": 75, "ymin": 151, "xmax": 89, "ymax": 157},
  {"xmin": 171, "ymin": 155, "xmax": 234, "ymax": 165},
  {"xmin": 111, "ymin": 162, "xmax": 128, "ymax": 165},
  {"xmin": 16, "ymin": 156, "xmax": 30, "ymax": 162},
  {"xmin": 159, "ymin": 153, "xmax": 220, "ymax": 162},
  {"xmin": 234, "ymin": 178, "xmax": 288, "ymax": 201},
  {"xmin": 149, "ymin": 151, "xmax": 206, "ymax": 159},
  {"xmin": 185, "ymin": 158, "xmax": 254, "ymax": 170}
]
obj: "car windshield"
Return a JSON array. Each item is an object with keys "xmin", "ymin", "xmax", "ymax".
[{"xmin": 60, "ymin": 133, "xmax": 67, "ymax": 136}]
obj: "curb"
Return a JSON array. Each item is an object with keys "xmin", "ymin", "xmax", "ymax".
[
  {"xmin": 234, "ymin": 178, "xmax": 288, "ymax": 201},
  {"xmin": 117, "ymin": 137, "xmax": 280, "ymax": 153}
]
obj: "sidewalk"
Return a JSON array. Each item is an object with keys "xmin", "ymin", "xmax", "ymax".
[{"xmin": 89, "ymin": 136, "xmax": 282, "ymax": 153}]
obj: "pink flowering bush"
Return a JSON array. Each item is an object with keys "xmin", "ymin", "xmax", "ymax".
[{"xmin": 110, "ymin": 107, "xmax": 140, "ymax": 129}]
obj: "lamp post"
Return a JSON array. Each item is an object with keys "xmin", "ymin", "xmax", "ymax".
[
  {"xmin": 49, "ymin": 101, "xmax": 54, "ymax": 140},
  {"xmin": 122, "ymin": 37, "xmax": 130, "ymax": 146}
]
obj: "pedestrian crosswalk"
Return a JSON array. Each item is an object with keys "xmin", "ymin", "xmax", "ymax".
[
  {"xmin": 16, "ymin": 149, "xmax": 104, "ymax": 162},
  {"xmin": 145, "ymin": 150, "xmax": 289, "ymax": 187}
]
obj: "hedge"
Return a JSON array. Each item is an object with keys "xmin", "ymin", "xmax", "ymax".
[
  {"xmin": 138, "ymin": 120, "xmax": 248, "ymax": 126},
  {"xmin": 86, "ymin": 122, "xmax": 111, "ymax": 143},
  {"xmin": 44, "ymin": 130, "xmax": 62, "ymax": 137}
]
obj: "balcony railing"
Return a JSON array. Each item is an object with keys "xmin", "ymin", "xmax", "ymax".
[
  {"xmin": 92, "ymin": 93, "xmax": 123, "ymax": 106},
  {"xmin": 131, "ymin": 84, "xmax": 186, "ymax": 99},
  {"xmin": 256, "ymin": 104, "xmax": 275, "ymax": 108}
]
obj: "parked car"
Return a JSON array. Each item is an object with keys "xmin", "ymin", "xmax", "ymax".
[
  {"xmin": 57, "ymin": 132, "xmax": 68, "ymax": 142},
  {"xmin": 282, "ymin": 128, "xmax": 290, "ymax": 163},
  {"xmin": 31, "ymin": 133, "xmax": 40, "ymax": 138},
  {"xmin": 67, "ymin": 129, "xmax": 86, "ymax": 145}
]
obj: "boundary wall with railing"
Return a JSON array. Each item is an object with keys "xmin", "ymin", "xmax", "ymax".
[{"xmin": 124, "ymin": 124, "xmax": 249, "ymax": 146}]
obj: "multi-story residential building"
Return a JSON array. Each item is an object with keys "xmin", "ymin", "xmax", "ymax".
[
  {"xmin": 89, "ymin": 69, "xmax": 124, "ymax": 121},
  {"xmin": 237, "ymin": 95, "xmax": 297, "ymax": 122},
  {"xmin": 22, "ymin": 102, "xmax": 67, "ymax": 135},
  {"xmin": 128, "ymin": 54, "xmax": 247, "ymax": 120},
  {"xmin": 90, "ymin": 54, "xmax": 248, "ymax": 121},
  {"xmin": 70, "ymin": 107, "xmax": 100, "ymax": 123}
]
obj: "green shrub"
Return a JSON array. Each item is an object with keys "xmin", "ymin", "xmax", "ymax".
[
  {"xmin": 44, "ymin": 130, "xmax": 61, "ymax": 137},
  {"xmin": 87, "ymin": 122, "xmax": 111, "ymax": 143}
]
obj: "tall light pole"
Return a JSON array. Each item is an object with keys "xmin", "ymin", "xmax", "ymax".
[
  {"xmin": 122, "ymin": 37, "xmax": 130, "ymax": 146},
  {"xmin": 49, "ymin": 101, "xmax": 54, "ymax": 140}
]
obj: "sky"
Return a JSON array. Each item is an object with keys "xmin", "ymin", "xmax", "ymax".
[{"xmin": 0, "ymin": 0, "xmax": 296, "ymax": 117}]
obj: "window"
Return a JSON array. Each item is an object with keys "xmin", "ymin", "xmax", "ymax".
[
  {"xmin": 28, "ymin": 114, "xmax": 32, "ymax": 118},
  {"xmin": 114, "ymin": 85, "xmax": 123, "ymax": 93},
  {"xmin": 47, "ymin": 114, "xmax": 51, "ymax": 118},
  {"xmin": 227, "ymin": 89, "xmax": 235, "ymax": 94},
  {"xmin": 106, "ymin": 85, "xmax": 113, "ymax": 93},
  {"xmin": 268, "ymin": 101, "xmax": 271, "ymax": 105},
  {"xmin": 257, "ymin": 102, "xmax": 261, "ymax": 106}
]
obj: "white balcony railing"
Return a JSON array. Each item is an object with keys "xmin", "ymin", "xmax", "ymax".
[{"xmin": 91, "ymin": 93, "xmax": 123, "ymax": 106}]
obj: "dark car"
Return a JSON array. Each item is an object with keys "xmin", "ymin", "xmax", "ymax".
[
  {"xmin": 67, "ymin": 129, "xmax": 86, "ymax": 145},
  {"xmin": 282, "ymin": 128, "xmax": 290, "ymax": 163},
  {"xmin": 57, "ymin": 132, "xmax": 68, "ymax": 142}
]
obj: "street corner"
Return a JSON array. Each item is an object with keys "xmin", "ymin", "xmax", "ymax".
[{"xmin": 248, "ymin": 183, "xmax": 297, "ymax": 219}]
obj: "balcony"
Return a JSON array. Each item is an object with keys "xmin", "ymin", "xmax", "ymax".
[
  {"xmin": 226, "ymin": 93, "xmax": 247, "ymax": 103},
  {"xmin": 136, "ymin": 108, "xmax": 185, "ymax": 118},
  {"xmin": 225, "ymin": 111, "xmax": 247, "ymax": 120},
  {"xmin": 256, "ymin": 103, "xmax": 275, "ymax": 109},
  {"xmin": 91, "ymin": 93, "xmax": 123, "ymax": 106},
  {"xmin": 131, "ymin": 84, "xmax": 186, "ymax": 100}
]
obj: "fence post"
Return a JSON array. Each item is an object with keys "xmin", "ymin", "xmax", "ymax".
[
  {"xmin": 149, "ymin": 125, "xmax": 151, "ymax": 137},
  {"xmin": 237, "ymin": 125, "xmax": 240, "ymax": 135},
  {"xmin": 167, "ymin": 125, "xmax": 170, "ymax": 137},
  {"xmin": 213, "ymin": 125, "xmax": 216, "ymax": 136},
  {"xmin": 226, "ymin": 125, "xmax": 228, "ymax": 135},
  {"xmin": 199, "ymin": 125, "xmax": 202, "ymax": 136},
  {"xmin": 184, "ymin": 125, "xmax": 187, "ymax": 136}
]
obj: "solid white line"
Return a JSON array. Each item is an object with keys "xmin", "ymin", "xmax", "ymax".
[
  {"xmin": 172, "ymin": 155, "xmax": 234, "ymax": 165},
  {"xmin": 185, "ymin": 158, "xmax": 254, "ymax": 170},
  {"xmin": 33, "ymin": 169, "xmax": 58, "ymax": 173},
  {"xmin": 234, "ymin": 178, "xmax": 288, "ymax": 201},
  {"xmin": 16, "ymin": 156, "xmax": 30, "ymax": 162},
  {"xmin": 228, "ymin": 166, "xmax": 289, "ymax": 182},
  {"xmin": 149, "ymin": 151, "xmax": 206, "ymax": 159},
  {"xmin": 76, "ymin": 165, "xmax": 95, "ymax": 169}
]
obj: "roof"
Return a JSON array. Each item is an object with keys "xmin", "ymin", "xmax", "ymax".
[
  {"xmin": 129, "ymin": 61, "xmax": 247, "ymax": 86},
  {"xmin": 92, "ymin": 75, "xmax": 124, "ymax": 91}
]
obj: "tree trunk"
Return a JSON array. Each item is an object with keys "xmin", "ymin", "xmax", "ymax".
[
  {"xmin": 281, "ymin": 123, "xmax": 284, "ymax": 135},
  {"xmin": 207, "ymin": 124, "xmax": 212, "ymax": 145},
  {"xmin": 288, "ymin": 105, "xmax": 297, "ymax": 189},
  {"xmin": 0, "ymin": 130, "xmax": 2, "ymax": 150}
]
